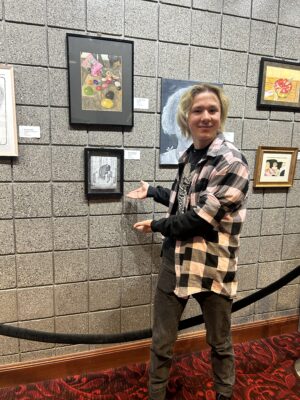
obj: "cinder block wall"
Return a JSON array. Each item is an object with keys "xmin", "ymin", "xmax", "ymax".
[{"xmin": 0, "ymin": 0, "xmax": 299, "ymax": 364}]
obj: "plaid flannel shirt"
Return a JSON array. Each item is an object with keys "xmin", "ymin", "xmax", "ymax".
[{"xmin": 167, "ymin": 134, "xmax": 249, "ymax": 299}]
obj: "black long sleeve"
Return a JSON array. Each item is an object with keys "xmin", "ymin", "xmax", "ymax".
[{"xmin": 147, "ymin": 185, "xmax": 171, "ymax": 207}]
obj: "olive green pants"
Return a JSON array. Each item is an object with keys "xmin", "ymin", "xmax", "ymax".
[{"xmin": 149, "ymin": 259, "xmax": 234, "ymax": 399}]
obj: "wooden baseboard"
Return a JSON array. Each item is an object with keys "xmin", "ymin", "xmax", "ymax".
[{"xmin": 0, "ymin": 315, "xmax": 298, "ymax": 389}]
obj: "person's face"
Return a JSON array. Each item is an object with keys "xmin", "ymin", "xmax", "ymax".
[{"xmin": 187, "ymin": 91, "xmax": 221, "ymax": 149}]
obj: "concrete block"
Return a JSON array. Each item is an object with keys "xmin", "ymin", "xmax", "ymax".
[
  {"xmin": 220, "ymin": 51, "xmax": 248, "ymax": 85},
  {"xmin": 246, "ymin": 182, "xmax": 263, "ymax": 209},
  {"xmin": 123, "ymin": 182, "xmax": 155, "ymax": 214},
  {"xmin": 241, "ymin": 209, "xmax": 262, "ymax": 237},
  {"xmin": 14, "ymin": 66, "xmax": 49, "ymax": 106},
  {"xmin": 259, "ymin": 235, "xmax": 282, "ymax": 262},
  {"xmin": 223, "ymin": 85, "xmax": 245, "ymax": 118},
  {"xmin": 292, "ymin": 122, "xmax": 300, "ymax": 147},
  {"xmin": 49, "ymin": 68, "xmax": 68, "ymax": 107},
  {"xmin": 124, "ymin": 112, "xmax": 156, "ymax": 148},
  {"xmin": 190, "ymin": 47, "xmax": 220, "ymax": 83},
  {"xmin": 14, "ymin": 183, "xmax": 52, "ymax": 218},
  {"xmin": 53, "ymin": 216, "xmax": 88, "ymax": 250},
  {"xmin": 15, "ymin": 218, "xmax": 52, "ymax": 253},
  {"xmin": 53, "ymin": 182, "xmax": 88, "ymax": 217},
  {"xmin": 261, "ymin": 208, "xmax": 285, "ymax": 235},
  {"xmin": 250, "ymin": 20, "xmax": 276, "ymax": 56},
  {"xmin": 5, "ymin": 23, "xmax": 47, "ymax": 66},
  {"xmin": 4, "ymin": 0, "xmax": 46, "ymax": 24},
  {"xmin": 193, "ymin": 0, "xmax": 222, "ymax": 12},
  {"xmin": 284, "ymin": 208, "xmax": 300, "ymax": 234},
  {"xmin": 20, "ymin": 349, "xmax": 56, "ymax": 362},
  {"xmin": 152, "ymin": 243, "xmax": 162, "ymax": 274},
  {"xmin": 16, "ymin": 106, "xmax": 50, "ymax": 145},
  {"xmin": 161, "ymin": 0, "xmax": 191, "ymax": 6},
  {"xmin": 54, "ymin": 250, "xmax": 88, "ymax": 283},
  {"xmin": 0, "ymin": 220, "xmax": 15, "ymax": 255},
  {"xmin": 242, "ymin": 150, "xmax": 256, "ymax": 173},
  {"xmin": 121, "ymin": 276, "xmax": 151, "ymax": 306},
  {"xmin": 87, "ymin": 0, "xmax": 123, "ymax": 34},
  {"xmin": 239, "ymin": 237, "xmax": 260, "ymax": 264},
  {"xmin": 125, "ymin": 0, "xmax": 158, "ymax": 40},
  {"xmin": 257, "ymin": 261, "xmax": 281, "ymax": 288},
  {"xmin": 124, "ymin": 149, "xmax": 155, "ymax": 181},
  {"xmin": 151, "ymin": 274, "xmax": 158, "ymax": 302},
  {"xmin": 48, "ymin": 28, "xmax": 71, "ymax": 68},
  {"xmin": 134, "ymin": 76, "xmax": 157, "ymax": 113},
  {"xmin": 0, "ymin": 160, "xmax": 12, "ymax": 181},
  {"xmin": 155, "ymin": 151, "xmax": 178, "ymax": 181},
  {"xmin": 0, "ymin": 290, "xmax": 17, "ymax": 322},
  {"xmin": 89, "ymin": 247, "xmax": 122, "ymax": 280},
  {"xmin": 287, "ymin": 180, "xmax": 300, "ymax": 207},
  {"xmin": 47, "ymin": 0, "xmax": 85, "ymax": 29},
  {"xmin": 276, "ymin": 25, "xmax": 300, "ymax": 59},
  {"xmin": 121, "ymin": 304, "xmax": 151, "ymax": 331},
  {"xmin": 16, "ymin": 252, "xmax": 53, "ymax": 287},
  {"xmin": 54, "ymin": 282, "xmax": 88, "ymax": 315},
  {"xmin": 281, "ymin": 259, "xmax": 300, "ymax": 284},
  {"xmin": 55, "ymin": 314, "xmax": 88, "ymax": 334},
  {"xmin": 158, "ymin": 42, "xmax": 189, "ymax": 80},
  {"xmin": 244, "ymin": 87, "xmax": 269, "ymax": 119},
  {"xmin": 88, "ymin": 128, "xmax": 122, "ymax": 147},
  {"xmin": 89, "ymin": 198, "xmax": 123, "ymax": 216},
  {"xmin": 0, "ymin": 355, "xmax": 20, "ymax": 365},
  {"xmin": 159, "ymin": 4, "xmax": 190, "ymax": 44},
  {"xmin": 122, "ymin": 213, "xmax": 153, "ymax": 245},
  {"xmin": 221, "ymin": 15, "xmax": 250, "ymax": 52},
  {"xmin": 89, "ymin": 310, "xmax": 120, "ymax": 334},
  {"xmin": 191, "ymin": 10, "xmax": 221, "ymax": 48},
  {"xmin": 223, "ymin": 0, "xmax": 251, "ymax": 17},
  {"xmin": 247, "ymin": 54, "xmax": 262, "ymax": 87},
  {"xmin": 122, "ymin": 245, "xmax": 152, "ymax": 276},
  {"xmin": 234, "ymin": 290, "xmax": 255, "ymax": 318},
  {"xmin": 267, "ymin": 121, "xmax": 293, "ymax": 147},
  {"xmin": 19, "ymin": 319, "xmax": 55, "ymax": 352},
  {"xmin": 52, "ymin": 146, "xmax": 84, "ymax": 181},
  {"xmin": 89, "ymin": 279, "xmax": 121, "ymax": 311},
  {"xmin": 224, "ymin": 118, "xmax": 243, "ymax": 149},
  {"xmin": 242, "ymin": 119, "xmax": 269, "ymax": 150},
  {"xmin": 0, "ymin": 23, "xmax": 4, "ymax": 62},
  {"xmin": 0, "ymin": 255, "xmax": 16, "ymax": 289},
  {"xmin": 270, "ymin": 110, "xmax": 294, "ymax": 121},
  {"xmin": 133, "ymin": 39, "xmax": 157, "ymax": 77},
  {"xmin": 18, "ymin": 286, "xmax": 54, "ymax": 320},
  {"xmin": 279, "ymin": 0, "xmax": 300, "ymax": 27},
  {"xmin": 50, "ymin": 108, "xmax": 88, "ymax": 146},
  {"xmin": 263, "ymin": 190, "xmax": 287, "ymax": 208},
  {"xmin": 236, "ymin": 264, "xmax": 258, "ymax": 291},
  {"xmin": 13, "ymin": 145, "xmax": 51, "ymax": 182},
  {"xmin": 0, "ymin": 327, "xmax": 19, "ymax": 355},
  {"xmin": 255, "ymin": 292, "xmax": 277, "ymax": 314},
  {"xmin": 89, "ymin": 215, "xmax": 122, "ymax": 248},
  {"xmin": 0, "ymin": 183, "xmax": 12, "ymax": 218},
  {"xmin": 252, "ymin": 0, "xmax": 279, "ymax": 23},
  {"xmin": 277, "ymin": 284, "xmax": 300, "ymax": 311}
]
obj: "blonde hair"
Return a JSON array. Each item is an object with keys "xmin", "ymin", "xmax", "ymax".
[{"xmin": 176, "ymin": 84, "xmax": 229, "ymax": 138}]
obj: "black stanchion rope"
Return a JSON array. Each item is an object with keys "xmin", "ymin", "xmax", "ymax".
[{"xmin": 0, "ymin": 265, "xmax": 299, "ymax": 345}]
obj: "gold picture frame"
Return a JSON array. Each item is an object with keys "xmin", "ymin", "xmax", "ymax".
[{"xmin": 253, "ymin": 146, "xmax": 298, "ymax": 188}]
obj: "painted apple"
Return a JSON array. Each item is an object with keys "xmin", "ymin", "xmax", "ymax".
[{"xmin": 274, "ymin": 78, "xmax": 292, "ymax": 98}]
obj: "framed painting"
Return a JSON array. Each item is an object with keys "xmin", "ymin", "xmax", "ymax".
[
  {"xmin": 67, "ymin": 34, "xmax": 134, "ymax": 126},
  {"xmin": 84, "ymin": 147, "xmax": 124, "ymax": 198},
  {"xmin": 253, "ymin": 146, "xmax": 298, "ymax": 188},
  {"xmin": 0, "ymin": 65, "xmax": 18, "ymax": 157},
  {"xmin": 257, "ymin": 58, "xmax": 300, "ymax": 111},
  {"xmin": 159, "ymin": 79, "xmax": 222, "ymax": 166}
]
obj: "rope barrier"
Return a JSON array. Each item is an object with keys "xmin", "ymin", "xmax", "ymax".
[{"xmin": 0, "ymin": 265, "xmax": 299, "ymax": 345}]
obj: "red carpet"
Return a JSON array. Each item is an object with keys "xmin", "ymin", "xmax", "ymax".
[{"xmin": 0, "ymin": 332, "xmax": 299, "ymax": 399}]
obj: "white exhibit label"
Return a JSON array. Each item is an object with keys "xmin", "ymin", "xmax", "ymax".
[
  {"xmin": 19, "ymin": 126, "xmax": 41, "ymax": 138},
  {"xmin": 134, "ymin": 97, "xmax": 149, "ymax": 110},
  {"xmin": 223, "ymin": 131, "xmax": 234, "ymax": 143},
  {"xmin": 125, "ymin": 150, "xmax": 140, "ymax": 160}
]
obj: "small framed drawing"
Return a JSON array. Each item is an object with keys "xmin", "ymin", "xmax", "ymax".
[
  {"xmin": 253, "ymin": 146, "xmax": 298, "ymax": 188},
  {"xmin": 67, "ymin": 33, "xmax": 134, "ymax": 127},
  {"xmin": 257, "ymin": 58, "xmax": 300, "ymax": 111},
  {"xmin": 84, "ymin": 147, "xmax": 124, "ymax": 198},
  {"xmin": 0, "ymin": 65, "xmax": 18, "ymax": 157}
]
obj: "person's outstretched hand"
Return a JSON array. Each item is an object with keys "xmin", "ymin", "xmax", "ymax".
[
  {"xmin": 126, "ymin": 181, "xmax": 149, "ymax": 200},
  {"xmin": 133, "ymin": 220, "xmax": 153, "ymax": 233}
]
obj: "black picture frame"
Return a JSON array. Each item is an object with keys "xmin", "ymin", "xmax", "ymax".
[
  {"xmin": 257, "ymin": 58, "xmax": 300, "ymax": 111},
  {"xmin": 84, "ymin": 147, "xmax": 124, "ymax": 198},
  {"xmin": 67, "ymin": 33, "xmax": 134, "ymax": 126}
]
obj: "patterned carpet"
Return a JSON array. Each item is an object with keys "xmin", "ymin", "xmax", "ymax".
[{"xmin": 0, "ymin": 332, "xmax": 299, "ymax": 399}]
